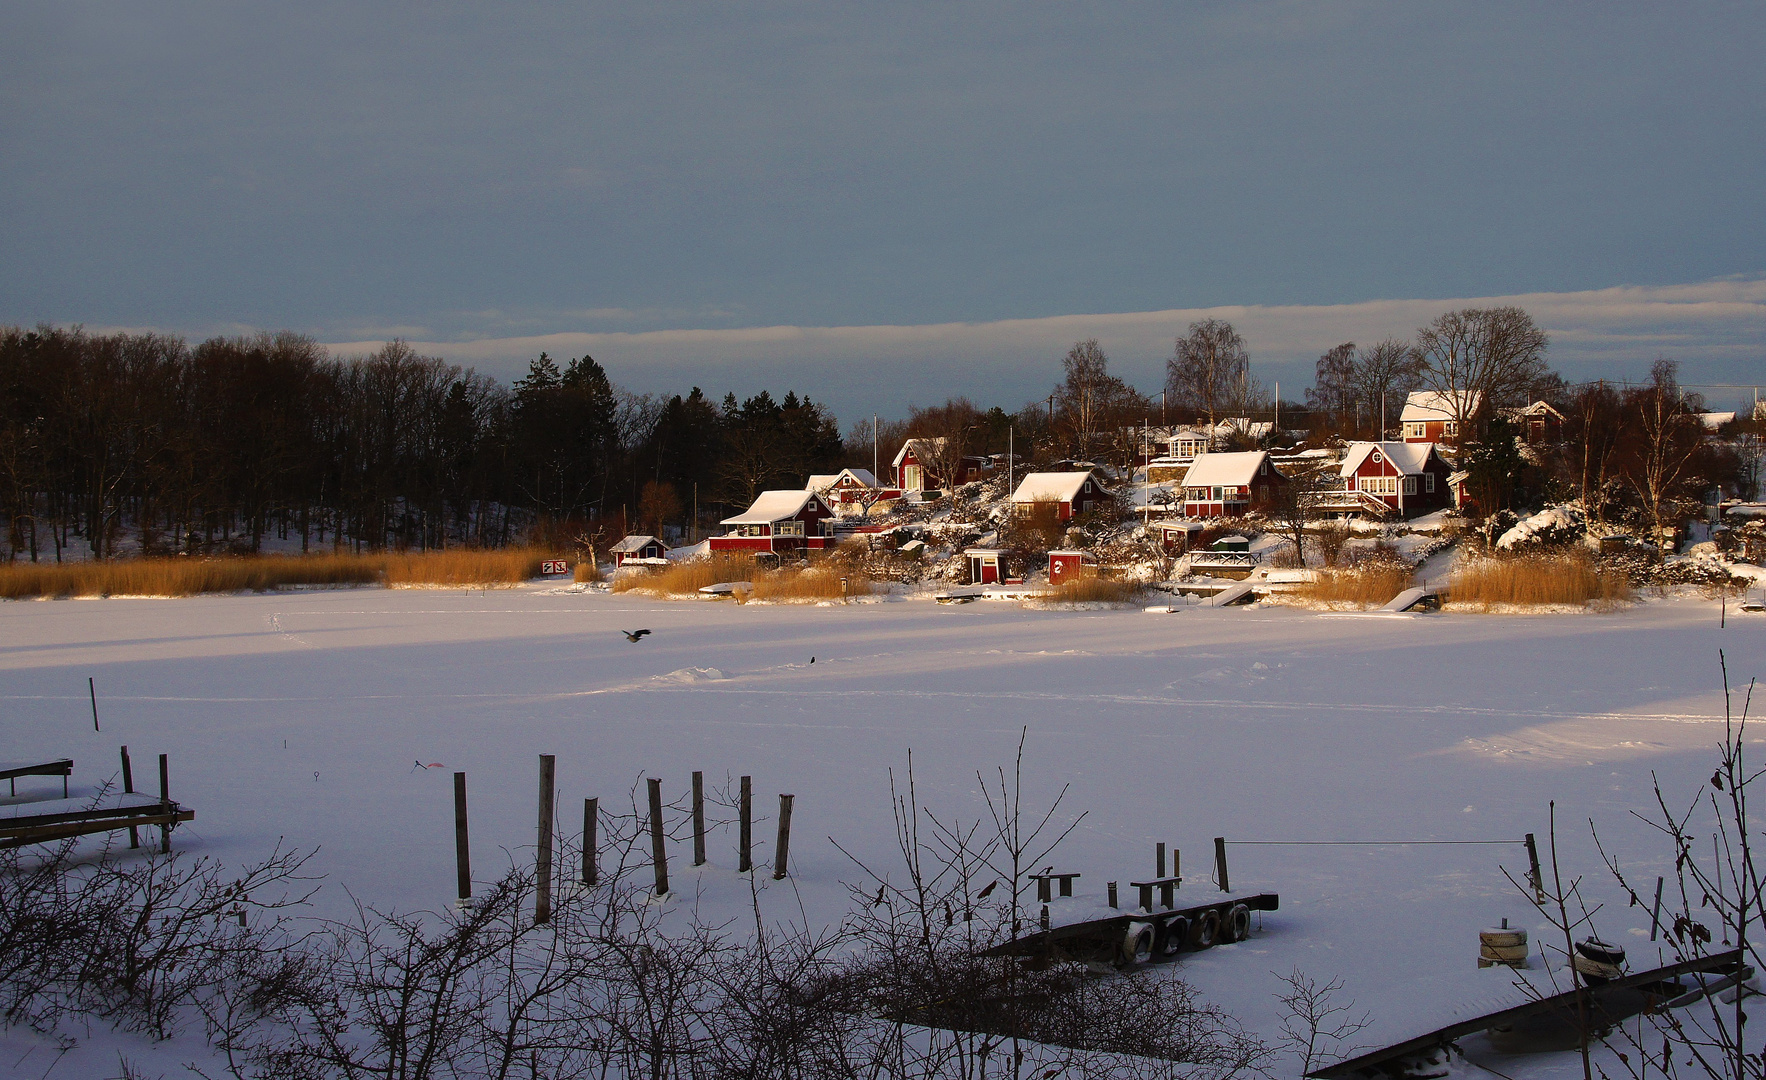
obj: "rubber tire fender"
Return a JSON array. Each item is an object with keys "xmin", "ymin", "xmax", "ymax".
[
  {"xmin": 1157, "ymin": 916, "xmax": 1189, "ymax": 957},
  {"xmin": 1122, "ymin": 921, "xmax": 1154, "ymax": 964},
  {"xmin": 1576, "ymin": 938, "xmax": 1625, "ymax": 966},
  {"xmin": 1226, "ymin": 903, "xmax": 1252, "ymax": 943},
  {"xmin": 1188, "ymin": 909, "xmax": 1222, "ymax": 949}
]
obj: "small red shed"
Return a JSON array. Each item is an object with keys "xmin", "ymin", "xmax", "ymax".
[
  {"xmin": 1047, "ymin": 549, "xmax": 1096, "ymax": 586},
  {"xmin": 610, "ymin": 534, "xmax": 669, "ymax": 568},
  {"xmin": 965, "ymin": 548, "xmax": 1005, "ymax": 585}
]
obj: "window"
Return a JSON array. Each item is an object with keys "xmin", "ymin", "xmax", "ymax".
[
  {"xmin": 1444, "ymin": 422, "xmax": 1458, "ymax": 435},
  {"xmin": 1402, "ymin": 476, "xmax": 1417, "ymax": 495},
  {"xmin": 1212, "ymin": 486, "xmax": 1224, "ymax": 500},
  {"xmin": 1425, "ymin": 473, "xmax": 1436, "ymax": 493},
  {"xmin": 1258, "ymin": 484, "xmax": 1268, "ymax": 502},
  {"xmin": 775, "ymin": 520, "xmax": 803, "ymax": 537},
  {"xmin": 1364, "ymin": 476, "xmax": 1398, "ymax": 496},
  {"xmin": 1405, "ymin": 423, "xmax": 1425, "ymax": 439}
]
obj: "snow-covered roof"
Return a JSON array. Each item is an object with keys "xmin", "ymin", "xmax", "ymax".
[
  {"xmin": 808, "ymin": 468, "xmax": 879, "ymax": 491},
  {"xmin": 1168, "ymin": 426, "xmax": 1211, "ymax": 442},
  {"xmin": 1400, "ymin": 390, "xmax": 1481, "ymax": 423},
  {"xmin": 1181, "ymin": 451, "xmax": 1271, "ymax": 488},
  {"xmin": 1211, "ymin": 418, "xmax": 1273, "ymax": 439},
  {"xmin": 610, "ymin": 534, "xmax": 662, "ymax": 553},
  {"xmin": 1011, "ymin": 472, "xmax": 1099, "ymax": 504},
  {"xmin": 1701, "ymin": 412, "xmax": 1737, "ymax": 431},
  {"xmin": 721, "ymin": 490, "xmax": 827, "ymax": 525},
  {"xmin": 1338, "ymin": 442, "xmax": 1436, "ymax": 477},
  {"xmin": 838, "ymin": 467, "xmax": 879, "ymax": 487},
  {"xmin": 892, "ymin": 437, "xmax": 945, "ymax": 468},
  {"xmin": 1151, "ymin": 519, "xmax": 1205, "ymax": 532},
  {"xmin": 805, "ymin": 474, "xmax": 841, "ymax": 492}
]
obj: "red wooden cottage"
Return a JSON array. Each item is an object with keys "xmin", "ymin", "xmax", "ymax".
[
  {"xmin": 1047, "ymin": 549, "xmax": 1097, "ymax": 586},
  {"xmin": 807, "ymin": 468, "xmax": 885, "ymax": 504},
  {"xmin": 609, "ymin": 534, "xmax": 669, "ymax": 568},
  {"xmin": 1011, "ymin": 471, "xmax": 1112, "ymax": 522},
  {"xmin": 1150, "ymin": 519, "xmax": 1205, "ymax": 555},
  {"xmin": 1181, "ymin": 452, "xmax": 1287, "ymax": 518},
  {"xmin": 892, "ymin": 439, "xmax": 989, "ymax": 492},
  {"xmin": 710, "ymin": 490, "xmax": 837, "ymax": 555},
  {"xmin": 965, "ymin": 547, "xmax": 1006, "ymax": 585},
  {"xmin": 1501, "ymin": 401, "xmax": 1566, "ymax": 444},
  {"xmin": 1400, "ymin": 390, "xmax": 1481, "ymax": 445},
  {"xmin": 1338, "ymin": 442, "xmax": 1453, "ymax": 517}
]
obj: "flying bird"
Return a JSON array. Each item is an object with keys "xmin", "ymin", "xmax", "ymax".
[
  {"xmin": 975, "ymin": 879, "xmax": 999, "ymax": 900},
  {"xmin": 872, "ymin": 884, "xmax": 888, "ymax": 907},
  {"xmin": 621, "ymin": 629, "xmax": 652, "ymax": 643},
  {"xmin": 809, "ymin": 656, "xmax": 815, "ymax": 664}
]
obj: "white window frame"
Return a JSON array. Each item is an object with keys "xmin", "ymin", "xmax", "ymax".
[
  {"xmin": 1402, "ymin": 476, "xmax": 1417, "ymax": 496},
  {"xmin": 1425, "ymin": 472, "xmax": 1436, "ymax": 493},
  {"xmin": 775, "ymin": 520, "xmax": 803, "ymax": 537}
]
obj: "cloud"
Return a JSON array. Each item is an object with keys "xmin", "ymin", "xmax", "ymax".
[{"xmin": 321, "ymin": 278, "xmax": 1766, "ymax": 417}]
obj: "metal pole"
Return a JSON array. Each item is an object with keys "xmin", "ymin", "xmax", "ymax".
[{"xmin": 89, "ymin": 677, "xmax": 99, "ymax": 732}]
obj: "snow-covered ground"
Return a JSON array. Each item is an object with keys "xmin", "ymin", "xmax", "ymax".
[{"xmin": 2, "ymin": 586, "xmax": 1764, "ymax": 1077}]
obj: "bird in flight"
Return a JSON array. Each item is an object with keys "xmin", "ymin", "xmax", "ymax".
[
  {"xmin": 621, "ymin": 629, "xmax": 652, "ymax": 643},
  {"xmin": 975, "ymin": 879, "xmax": 999, "ymax": 900}
]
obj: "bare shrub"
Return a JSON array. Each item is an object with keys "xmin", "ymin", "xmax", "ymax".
[
  {"xmin": 1448, "ymin": 549, "xmax": 1632, "ymax": 610},
  {"xmin": 1314, "ymin": 522, "xmax": 1351, "ymax": 567}
]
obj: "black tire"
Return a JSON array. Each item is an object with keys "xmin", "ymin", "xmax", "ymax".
[
  {"xmin": 1576, "ymin": 938, "xmax": 1625, "ymax": 965},
  {"xmin": 1122, "ymin": 923, "xmax": 1154, "ymax": 965},
  {"xmin": 1188, "ymin": 909, "xmax": 1221, "ymax": 949},
  {"xmin": 1226, "ymin": 903, "xmax": 1251, "ymax": 943},
  {"xmin": 1157, "ymin": 917, "xmax": 1189, "ymax": 957}
]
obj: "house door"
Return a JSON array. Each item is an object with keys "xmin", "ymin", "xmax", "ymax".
[{"xmin": 904, "ymin": 465, "xmax": 924, "ymax": 491}]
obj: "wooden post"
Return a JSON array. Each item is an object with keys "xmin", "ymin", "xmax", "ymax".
[
  {"xmin": 582, "ymin": 798, "xmax": 598, "ymax": 887},
  {"xmin": 738, "ymin": 775, "xmax": 753, "ymax": 873},
  {"xmin": 692, "ymin": 771, "xmax": 706, "ymax": 866},
  {"xmin": 1650, "ymin": 875, "xmax": 1664, "ymax": 941},
  {"xmin": 120, "ymin": 745, "xmax": 138, "ymax": 849},
  {"xmin": 535, "ymin": 755, "xmax": 555, "ymax": 924},
  {"xmin": 1214, "ymin": 836, "xmax": 1229, "ymax": 892},
  {"xmin": 454, "ymin": 773, "xmax": 472, "ymax": 904},
  {"xmin": 1525, "ymin": 833, "xmax": 1544, "ymax": 903},
  {"xmin": 1107, "ymin": 881, "xmax": 1118, "ymax": 909},
  {"xmin": 89, "ymin": 677, "xmax": 99, "ymax": 732},
  {"xmin": 1156, "ymin": 842, "xmax": 1166, "ymax": 878},
  {"xmin": 773, "ymin": 793, "xmax": 794, "ymax": 880},
  {"xmin": 158, "ymin": 754, "xmax": 171, "ymax": 853},
  {"xmin": 648, "ymin": 777, "xmax": 669, "ymax": 896}
]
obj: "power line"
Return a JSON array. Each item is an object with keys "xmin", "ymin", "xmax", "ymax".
[{"xmin": 1225, "ymin": 839, "xmax": 1525, "ymax": 846}]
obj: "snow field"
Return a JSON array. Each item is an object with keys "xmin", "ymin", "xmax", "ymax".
[{"xmin": 1, "ymin": 586, "xmax": 1763, "ymax": 1077}]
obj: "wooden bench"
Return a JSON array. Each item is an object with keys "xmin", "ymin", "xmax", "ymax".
[
  {"xmin": 1128, "ymin": 875, "xmax": 1184, "ymax": 911},
  {"xmin": 0, "ymin": 759, "xmax": 73, "ymax": 798},
  {"xmin": 1030, "ymin": 871, "xmax": 1082, "ymax": 902}
]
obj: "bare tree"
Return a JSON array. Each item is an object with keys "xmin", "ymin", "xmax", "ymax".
[
  {"xmin": 1264, "ymin": 460, "xmax": 1332, "ymax": 566},
  {"xmin": 1623, "ymin": 359, "xmax": 1706, "ymax": 550},
  {"xmin": 1414, "ymin": 307, "xmax": 1551, "ymax": 437},
  {"xmin": 1054, "ymin": 340, "xmax": 1133, "ymax": 461},
  {"xmin": 1568, "ymin": 380, "xmax": 1626, "ymax": 530},
  {"xmin": 1306, "ymin": 343, "xmax": 1358, "ymax": 430},
  {"xmin": 1352, "ymin": 339, "xmax": 1427, "ymax": 438},
  {"xmin": 1167, "ymin": 319, "xmax": 1249, "ymax": 431}
]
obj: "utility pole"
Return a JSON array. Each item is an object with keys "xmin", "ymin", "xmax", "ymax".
[
  {"xmin": 872, "ymin": 415, "xmax": 878, "ymax": 487},
  {"xmin": 1008, "ymin": 426, "xmax": 1014, "ymax": 499}
]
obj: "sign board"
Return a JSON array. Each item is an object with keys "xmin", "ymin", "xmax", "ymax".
[{"xmin": 541, "ymin": 560, "xmax": 570, "ymax": 576}]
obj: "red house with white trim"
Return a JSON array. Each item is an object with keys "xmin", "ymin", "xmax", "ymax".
[
  {"xmin": 1011, "ymin": 471, "xmax": 1112, "ymax": 522},
  {"xmin": 1338, "ymin": 442, "xmax": 1453, "ymax": 517},
  {"xmin": 806, "ymin": 468, "xmax": 885, "ymax": 503},
  {"xmin": 709, "ymin": 490, "xmax": 837, "ymax": 554},
  {"xmin": 893, "ymin": 439, "xmax": 989, "ymax": 492},
  {"xmin": 609, "ymin": 534, "xmax": 669, "ymax": 568},
  {"xmin": 1181, "ymin": 452, "xmax": 1287, "ymax": 518},
  {"xmin": 1400, "ymin": 391, "xmax": 1481, "ymax": 445}
]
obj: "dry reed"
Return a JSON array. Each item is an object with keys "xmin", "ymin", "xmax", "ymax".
[
  {"xmin": 0, "ymin": 548, "xmax": 560, "ymax": 599},
  {"xmin": 748, "ymin": 567, "xmax": 873, "ymax": 601},
  {"xmin": 611, "ymin": 554, "xmax": 756, "ymax": 596},
  {"xmin": 1448, "ymin": 551, "xmax": 1632, "ymax": 611},
  {"xmin": 1043, "ymin": 577, "xmax": 1145, "ymax": 604},
  {"xmin": 1292, "ymin": 564, "xmax": 1415, "ymax": 608}
]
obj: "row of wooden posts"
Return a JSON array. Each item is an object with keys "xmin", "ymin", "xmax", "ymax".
[
  {"xmin": 118, "ymin": 744, "xmax": 174, "ymax": 853},
  {"xmin": 450, "ymin": 756, "xmax": 796, "ymax": 922}
]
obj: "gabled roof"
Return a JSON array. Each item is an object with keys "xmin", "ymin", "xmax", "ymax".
[
  {"xmin": 1338, "ymin": 441, "xmax": 1438, "ymax": 477},
  {"xmin": 806, "ymin": 474, "xmax": 841, "ymax": 492},
  {"xmin": 1011, "ymin": 471, "xmax": 1101, "ymax": 504},
  {"xmin": 1400, "ymin": 390, "xmax": 1482, "ymax": 423},
  {"xmin": 838, "ymin": 467, "xmax": 879, "ymax": 487},
  {"xmin": 720, "ymin": 490, "xmax": 829, "ymax": 525},
  {"xmin": 610, "ymin": 534, "xmax": 662, "ymax": 553},
  {"xmin": 811, "ymin": 468, "xmax": 880, "ymax": 491},
  {"xmin": 1182, "ymin": 451, "xmax": 1273, "ymax": 489},
  {"xmin": 1502, "ymin": 400, "xmax": 1566, "ymax": 421},
  {"xmin": 892, "ymin": 437, "xmax": 945, "ymax": 468}
]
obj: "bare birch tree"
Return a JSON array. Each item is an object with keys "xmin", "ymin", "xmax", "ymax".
[
  {"xmin": 1167, "ymin": 320, "xmax": 1249, "ymax": 431},
  {"xmin": 1414, "ymin": 307, "xmax": 1550, "ymax": 436}
]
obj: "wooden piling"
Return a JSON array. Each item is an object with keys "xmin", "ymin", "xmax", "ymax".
[
  {"xmin": 1524, "ymin": 833, "xmax": 1544, "ymax": 902},
  {"xmin": 583, "ymin": 798, "xmax": 598, "ymax": 887},
  {"xmin": 1107, "ymin": 881, "xmax": 1118, "ymax": 908},
  {"xmin": 648, "ymin": 777, "xmax": 669, "ymax": 896},
  {"xmin": 1214, "ymin": 836, "xmax": 1229, "ymax": 892},
  {"xmin": 89, "ymin": 677, "xmax": 99, "ymax": 732},
  {"xmin": 773, "ymin": 793, "xmax": 794, "ymax": 880},
  {"xmin": 536, "ymin": 755, "xmax": 556, "ymax": 923},
  {"xmin": 120, "ymin": 746, "xmax": 139, "ymax": 849},
  {"xmin": 692, "ymin": 771, "xmax": 706, "ymax": 866},
  {"xmin": 1156, "ymin": 842, "xmax": 1166, "ymax": 877},
  {"xmin": 738, "ymin": 775, "xmax": 753, "ymax": 873},
  {"xmin": 158, "ymin": 754, "xmax": 172, "ymax": 853},
  {"xmin": 453, "ymin": 773, "xmax": 472, "ymax": 904}
]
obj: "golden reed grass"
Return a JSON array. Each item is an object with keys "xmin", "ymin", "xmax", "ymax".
[
  {"xmin": 748, "ymin": 566, "xmax": 873, "ymax": 601},
  {"xmin": 1044, "ymin": 577, "xmax": 1145, "ymax": 604},
  {"xmin": 611, "ymin": 554, "xmax": 756, "ymax": 596},
  {"xmin": 0, "ymin": 548, "xmax": 560, "ymax": 599},
  {"xmin": 1448, "ymin": 550, "xmax": 1632, "ymax": 611},
  {"xmin": 1293, "ymin": 564, "xmax": 1416, "ymax": 608}
]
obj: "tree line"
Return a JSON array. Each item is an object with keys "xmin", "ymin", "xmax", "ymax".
[{"xmin": 0, "ymin": 326, "xmax": 843, "ymax": 561}]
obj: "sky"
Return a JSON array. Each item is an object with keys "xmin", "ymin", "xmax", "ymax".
[{"xmin": 4, "ymin": 3, "xmax": 1764, "ymax": 419}]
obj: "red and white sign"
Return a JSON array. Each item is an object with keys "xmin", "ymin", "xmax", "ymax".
[{"xmin": 541, "ymin": 560, "xmax": 570, "ymax": 576}]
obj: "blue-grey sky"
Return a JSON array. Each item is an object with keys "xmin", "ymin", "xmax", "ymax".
[{"xmin": 4, "ymin": 3, "xmax": 1763, "ymax": 417}]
